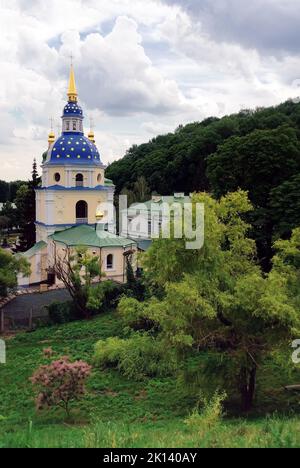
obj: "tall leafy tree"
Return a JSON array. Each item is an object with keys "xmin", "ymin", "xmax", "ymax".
[
  {"xmin": 14, "ymin": 160, "xmax": 41, "ymax": 251},
  {"xmin": 31, "ymin": 158, "xmax": 39, "ymax": 187},
  {"xmin": 125, "ymin": 191, "xmax": 299, "ymax": 411}
]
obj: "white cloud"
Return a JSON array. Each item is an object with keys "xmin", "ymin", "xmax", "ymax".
[
  {"xmin": 141, "ymin": 121, "xmax": 174, "ymax": 135},
  {"xmin": 71, "ymin": 16, "xmax": 192, "ymax": 116},
  {"xmin": 0, "ymin": 0, "xmax": 299, "ymax": 181}
]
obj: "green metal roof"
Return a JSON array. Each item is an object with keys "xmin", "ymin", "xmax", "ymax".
[
  {"xmin": 104, "ymin": 178, "xmax": 114, "ymax": 187},
  {"xmin": 22, "ymin": 240, "xmax": 47, "ymax": 258},
  {"xmin": 125, "ymin": 195, "xmax": 191, "ymax": 214},
  {"xmin": 137, "ymin": 240, "xmax": 152, "ymax": 251},
  {"xmin": 49, "ymin": 225, "xmax": 136, "ymax": 249}
]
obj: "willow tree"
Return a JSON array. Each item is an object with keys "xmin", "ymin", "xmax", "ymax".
[{"xmin": 123, "ymin": 191, "xmax": 299, "ymax": 411}]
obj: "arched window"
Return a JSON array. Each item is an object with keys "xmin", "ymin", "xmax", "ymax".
[
  {"xmin": 106, "ymin": 254, "xmax": 113, "ymax": 270},
  {"xmin": 54, "ymin": 172, "xmax": 61, "ymax": 183},
  {"xmin": 97, "ymin": 173, "xmax": 102, "ymax": 183},
  {"xmin": 73, "ymin": 120, "xmax": 77, "ymax": 131},
  {"xmin": 76, "ymin": 173, "xmax": 84, "ymax": 187},
  {"xmin": 66, "ymin": 121, "xmax": 70, "ymax": 131},
  {"xmin": 76, "ymin": 200, "xmax": 88, "ymax": 224}
]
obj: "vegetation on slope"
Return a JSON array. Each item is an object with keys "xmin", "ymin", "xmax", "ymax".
[
  {"xmin": 0, "ymin": 311, "xmax": 300, "ymax": 448},
  {"xmin": 106, "ymin": 101, "xmax": 300, "ymax": 268}
]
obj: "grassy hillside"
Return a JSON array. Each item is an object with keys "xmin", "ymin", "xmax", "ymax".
[{"xmin": 1, "ymin": 313, "xmax": 300, "ymax": 448}]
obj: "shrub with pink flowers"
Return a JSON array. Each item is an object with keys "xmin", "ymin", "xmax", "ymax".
[{"xmin": 30, "ymin": 356, "xmax": 92, "ymax": 417}]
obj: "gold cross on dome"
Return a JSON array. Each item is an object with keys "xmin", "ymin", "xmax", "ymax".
[
  {"xmin": 89, "ymin": 116, "xmax": 95, "ymax": 130},
  {"xmin": 49, "ymin": 116, "xmax": 54, "ymax": 131}
]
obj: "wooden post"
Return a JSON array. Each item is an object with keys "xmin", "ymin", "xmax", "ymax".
[
  {"xmin": 28, "ymin": 308, "xmax": 33, "ymax": 331},
  {"xmin": 0, "ymin": 309, "xmax": 4, "ymax": 335}
]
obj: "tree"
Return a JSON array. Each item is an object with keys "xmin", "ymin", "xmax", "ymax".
[
  {"xmin": 0, "ymin": 180, "xmax": 27, "ymax": 204},
  {"xmin": 8, "ymin": 180, "xmax": 26, "ymax": 202},
  {"xmin": 207, "ymin": 126, "xmax": 300, "ymax": 269},
  {"xmin": 14, "ymin": 184, "xmax": 34, "ymax": 251},
  {"xmin": 14, "ymin": 160, "xmax": 41, "ymax": 251},
  {"xmin": 126, "ymin": 191, "xmax": 299, "ymax": 411},
  {"xmin": 0, "ymin": 181, "xmax": 9, "ymax": 203},
  {"xmin": 132, "ymin": 176, "xmax": 151, "ymax": 202},
  {"xmin": 31, "ymin": 158, "xmax": 39, "ymax": 188},
  {"xmin": 207, "ymin": 126, "xmax": 300, "ymax": 210},
  {"xmin": 0, "ymin": 248, "xmax": 30, "ymax": 297},
  {"xmin": 272, "ymin": 227, "xmax": 300, "ymax": 307},
  {"xmin": 31, "ymin": 356, "xmax": 91, "ymax": 417},
  {"xmin": 0, "ymin": 216, "xmax": 10, "ymax": 238},
  {"xmin": 270, "ymin": 174, "xmax": 300, "ymax": 240},
  {"xmin": 120, "ymin": 176, "xmax": 151, "ymax": 206},
  {"xmin": 52, "ymin": 246, "xmax": 103, "ymax": 319},
  {"xmin": 0, "ymin": 202, "xmax": 18, "ymax": 232}
]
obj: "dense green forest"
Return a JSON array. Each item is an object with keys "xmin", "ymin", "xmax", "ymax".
[
  {"xmin": 0, "ymin": 161, "xmax": 40, "ymax": 250},
  {"xmin": 106, "ymin": 100, "xmax": 300, "ymax": 268},
  {"xmin": 0, "ymin": 180, "xmax": 25, "ymax": 203}
]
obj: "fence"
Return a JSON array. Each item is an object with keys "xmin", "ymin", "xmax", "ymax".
[
  {"xmin": 0, "ymin": 308, "xmax": 49, "ymax": 333},
  {"xmin": 0, "ymin": 288, "xmax": 71, "ymax": 333}
]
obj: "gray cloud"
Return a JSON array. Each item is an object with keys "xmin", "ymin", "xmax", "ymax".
[
  {"xmin": 162, "ymin": 0, "xmax": 300, "ymax": 55},
  {"xmin": 1, "ymin": 0, "xmax": 300, "ymax": 181}
]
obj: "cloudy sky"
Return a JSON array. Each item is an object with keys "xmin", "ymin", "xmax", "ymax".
[{"xmin": 1, "ymin": 0, "xmax": 300, "ymax": 181}]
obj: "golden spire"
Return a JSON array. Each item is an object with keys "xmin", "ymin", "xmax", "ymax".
[{"xmin": 67, "ymin": 63, "xmax": 78, "ymax": 102}]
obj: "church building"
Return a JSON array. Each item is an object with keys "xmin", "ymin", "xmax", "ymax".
[{"xmin": 19, "ymin": 65, "xmax": 137, "ymax": 287}]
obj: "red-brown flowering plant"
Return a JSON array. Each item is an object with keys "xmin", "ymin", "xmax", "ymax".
[{"xmin": 30, "ymin": 356, "xmax": 92, "ymax": 417}]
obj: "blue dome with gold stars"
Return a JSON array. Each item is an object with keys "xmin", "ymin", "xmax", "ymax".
[
  {"xmin": 44, "ymin": 65, "xmax": 102, "ymax": 166},
  {"xmin": 63, "ymin": 101, "xmax": 83, "ymax": 117},
  {"xmin": 46, "ymin": 134, "xmax": 102, "ymax": 165}
]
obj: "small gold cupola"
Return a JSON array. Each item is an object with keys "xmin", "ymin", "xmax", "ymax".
[
  {"xmin": 67, "ymin": 64, "xmax": 78, "ymax": 102},
  {"xmin": 48, "ymin": 130, "xmax": 55, "ymax": 145},
  {"xmin": 88, "ymin": 130, "xmax": 95, "ymax": 143},
  {"xmin": 88, "ymin": 116, "xmax": 95, "ymax": 143},
  {"xmin": 48, "ymin": 117, "xmax": 55, "ymax": 145}
]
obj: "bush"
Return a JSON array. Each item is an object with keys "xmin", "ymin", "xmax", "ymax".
[
  {"xmin": 118, "ymin": 297, "xmax": 160, "ymax": 332},
  {"xmin": 94, "ymin": 334, "xmax": 177, "ymax": 380},
  {"xmin": 47, "ymin": 301, "xmax": 74, "ymax": 325},
  {"xmin": 125, "ymin": 258, "xmax": 146, "ymax": 301},
  {"xmin": 30, "ymin": 356, "xmax": 91, "ymax": 417},
  {"xmin": 185, "ymin": 391, "xmax": 227, "ymax": 432},
  {"xmin": 87, "ymin": 281, "xmax": 127, "ymax": 313}
]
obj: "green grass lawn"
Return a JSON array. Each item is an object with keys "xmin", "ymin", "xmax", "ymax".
[{"xmin": 1, "ymin": 312, "xmax": 300, "ymax": 448}]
